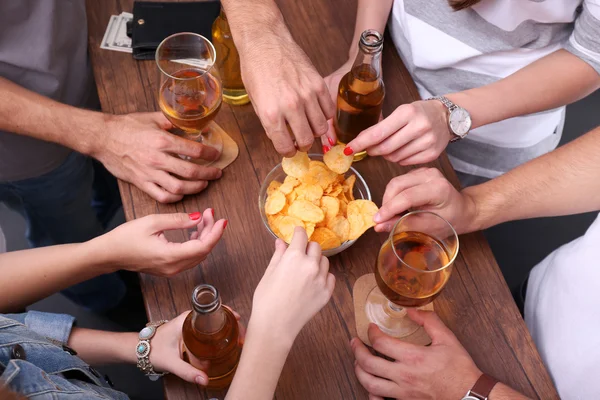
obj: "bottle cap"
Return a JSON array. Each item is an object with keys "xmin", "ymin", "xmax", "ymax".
[
  {"xmin": 191, "ymin": 284, "xmax": 222, "ymax": 314},
  {"xmin": 360, "ymin": 30, "xmax": 383, "ymax": 53}
]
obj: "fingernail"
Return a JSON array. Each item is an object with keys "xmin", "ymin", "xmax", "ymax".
[
  {"xmin": 349, "ymin": 338, "xmax": 355, "ymax": 347},
  {"xmin": 328, "ymin": 136, "xmax": 336, "ymax": 146},
  {"xmin": 211, "ymin": 209, "xmax": 215, "ymax": 217},
  {"xmin": 373, "ymin": 213, "xmax": 381, "ymax": 223},
  {"xmin": 354, "ymin": 360, "xmax": 358, "ymax": 367},
  {"xmin": 322, "ymin": 145, "xmax": 331, "ymax": 154},
  {"xmin": 223, "ymin": 219, "xmax": 228, "ymax": 229},
  {"xmin": 195, "ymin": 375, "xmax": 207, "ymax": 386},
  {"xmin": 343, "ymin": 146, "xmax": 354, "ymax": 156},
  {"xmin": 217, "ymin": 169, "xmax": 223, "ymax": 178},
  {"xmin": 189, "ymin": 212, "xmax": 201, "ymax": 221}
]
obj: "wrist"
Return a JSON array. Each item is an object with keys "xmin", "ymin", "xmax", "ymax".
[
  {"xmin": 462, "ymin": 182, "xmax": 506, "ymax": 233},
  {"xmin": 85, "ymin": 234, "xmax": 122, "ymax": 274},
  {"xmin": 246, "ymin": 316, "xmax": 295, "ymax": 352},
  {"xmin": 227, "ymin": 6, "xmax": 287, "ymax": 52},
  {"xmin": 117, "ymin": 332, "xmax": 139, "ymax": 364}
]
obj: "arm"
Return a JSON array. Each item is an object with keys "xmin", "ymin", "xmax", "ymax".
[
  {"xmin": 0, "ymin": 210, "xmax": 226, "ymax": 312},
  {"xmin": 372, "ymin": 125, "xmax": 600, "ymax": 235},
  {"xmin": 220, "ymin": 0, "xmax": 336, "ymax": 156},
  {"xmin": 0, "ymin": 77, "xmax": 221, "ymax": 203}
]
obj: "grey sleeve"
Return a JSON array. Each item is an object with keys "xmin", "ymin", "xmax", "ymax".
[{"xmin": 564, "ymin": 1, "xmax": 600, "ymax": 75}]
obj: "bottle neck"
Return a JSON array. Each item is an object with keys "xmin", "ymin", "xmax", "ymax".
[
  {"xmin": 191, "ymin": 307, "xmax": 226, "ymax": 334},
  {"xmin": 351, "ymin": 50, "xmax": 382, "ymax": 80}
]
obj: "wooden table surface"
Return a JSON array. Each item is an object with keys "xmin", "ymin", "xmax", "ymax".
[{"xmin": 86, "ymin": 1, "xmax": 558, "ymax": 399}]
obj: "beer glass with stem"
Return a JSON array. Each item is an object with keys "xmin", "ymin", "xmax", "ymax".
[
  {"xmin": 367, "ymin": 211, "xmax": 459, "ymax": 338},
  {"xmin": 156, "ymin": 32, "xmax": 223, "ymax": 165}
]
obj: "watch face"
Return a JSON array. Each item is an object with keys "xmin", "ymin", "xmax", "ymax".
[{"xmin": 449, "ymin": 108, "xmax": 472, "ymax": 137}]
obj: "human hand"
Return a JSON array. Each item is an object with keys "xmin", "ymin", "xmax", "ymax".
[
  {"xmin": 374, "ymin": 168, "xmax": 476, "ymax": 234},
  {"xmin": 239, "ymin": 26, "xmax": 335, "ymax": 156},
  {"xmin": 250, "ymin": 228, "xmax": 335, "ymax": 343},
  {"xmin": 98, "ymin": 209, "xmax": 226, "ymax": 277},
  {"xmin": 351, "ymin": 309, "xmax": 481, "ymax": 400},
  {"xmin": 93, "ymin": 112, "xmax": 222, "ymax": 203},
  {"xmin": 345, "ymin": 100, "xmax": 451, "ymax": 165}
]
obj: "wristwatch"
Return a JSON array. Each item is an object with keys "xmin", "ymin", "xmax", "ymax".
[
  {"xmin": 462, "ymin": 374, "xmax": 499, "ymax": 400},
  {"xmin": 428, "ymin": 95, "xmax": 472, "ymax": 142},
  {"xmin": 136, "ymin": 320, "xmax": 169, "ymax": 381}
]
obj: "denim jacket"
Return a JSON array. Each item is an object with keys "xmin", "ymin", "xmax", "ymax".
[{"xmin": 0, "ymin": 312, "xmax": 129, "ymax": 399}]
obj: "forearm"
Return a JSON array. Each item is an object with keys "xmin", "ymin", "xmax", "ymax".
[
  {"xmin": 347, "ymin": 0, "xmax": 394, "ymax": 59},
  {"xmin": 0, "ymin": 237, "xmax": 114, "ymax": 312},
  {"xmin": 0, "ymin": 76, "xmax": 109, "ymax": 156},
  {"xmin": 447, "ymin": 50, "xmax": 600, "ymax": 130},
  {"xmin": 68, "ymin": 328, "xmax": 137, "ymax": 365},
  {"xmin": 226, "ymin": 319, "xmax": 294, "ymax": 400},
  {"xmin": 463, "ymin": 125, "xmax": 600, "ymax": 232},
  {"xmin": 489, "ymin": 383, "xmax": 531, "ymax": 400}
]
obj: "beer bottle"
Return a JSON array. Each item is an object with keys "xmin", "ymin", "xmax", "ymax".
[
  {"xmin": 182, "ymin": 284, "xmax": 242, "ymax": 389},
  {"xmin": 334, "ymin": 30, "xmax": 385, "ymax": 162},
  {"xmin": 212, "ymin": 7, "xmax": 250, "ymax": 105}
]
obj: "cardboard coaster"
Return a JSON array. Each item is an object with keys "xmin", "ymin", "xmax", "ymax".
[
  {"xmin": 353, "ymin": 273, "xmax": 433, "ymax": 346},
  {"xmin": 187, "ymin": 121, "xmax": 239, "ymax": 170}
]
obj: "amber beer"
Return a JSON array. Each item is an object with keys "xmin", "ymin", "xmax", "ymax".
[
  {"xmin": 334, "ymin": 30, "xmax": 385, "ymax": 162},
  {"xmin": 182, "ymin": 285, "xmax": 242, "ymax": 389},
  {"xmin": 158, "ymin": 68, "xmax": 222, "ymax": 137},
  {"xmin": 212, "ymin": 7, "xmax": 249, "ymax": 105},
  {"xmin": 375, "ymin": 231, "xmax": 452, "ymax": 308}
]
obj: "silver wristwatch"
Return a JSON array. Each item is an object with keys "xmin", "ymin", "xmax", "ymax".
[
  {"xmin": 428, "ymin": 96, "xmax": 472, "ymax": 142},
  {"xmin": 136, "ymin": 320, "xmax": 169, "ymax": 381}
]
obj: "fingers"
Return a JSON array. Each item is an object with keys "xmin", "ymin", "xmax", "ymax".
[
  {"xmin": 307, "ymin": 241, "xmax": 322, "ymax": 258},
  {"xmin": 368, "ymin": 395, "xmax": 384, "ymax": 400},
  {"xmin": 304, "ymin": 93, "xmax": 329, "ymax": 139},
  {"xmin": 147, "ymin": 111, "xmax": 173, "ymax": 130},
  {"xmin": 176, "ymin": 219, "xmax": 227, "ymax": 260},
  {"xmin": 318, "ymin": 254, "xmax": 330, "ymax": 278},
  {"xmin": 141, "ymin": 181, "xmax": 183, "ymax": 204},
  {"xmin": 146, "ymin": 213, "xmax": 204, "ymax": 233},
  {"xmin": 406, "ymin": 309, "xmax": 456, "ymax": 345},
  {"xmin": 286, "ymin": 108, "xmax": 315, "ymax": 152},
  {"xmin": 161, "ymin": 155, "xmax": 223, "ymax": 181},
  {"xmin": 397, "ymin": 149, "xmax": 441, "ymax": 166},
  {"xmin": 367, "ymin": 323, "xmax": 418, "ymax": 361},
  {"xmin": 197, "ymin": 208, "xmax": 215, "ymax": 240},
  {"xmin": 375, "ymin": 184, "xmax": 443, "ymax": 225},
  {"xmin": 316, "ymin": 79, "xmax": 336, "ymax": 121},
  {"xmin": 326, "ymin": 273, "xmax": 336, "ymax": 295},
  {"xmin": 380, "ymin": 134, "xmax": 430, "ymax": 163},
  {"xmin": 381, "ymin": 168, "xmax": 442, "ymax": 206},
  {"xmin": 346, "ymin": 107, "xmax": 411, "ymax": 154},
  {"xmin": 366, "ymin": 125, "xmax": 420, "ymax": 158},
  {"xmin": 289, "ymin": 226, "xmax": 309, "ymax": 252},
  {"xmin": 266, "ymin": 238, "xmax": 288, "ymax": 272},
  {"xmin": 167, "ymin": 135, "xmax": 221, "ymax": 162},
  {"xmin": 260, "ymin": 109, "xmax": 297, "ymax": 157},
  {"xmin": 152, "ymin": 171, "xmax": 210, "ymax": 197},
  {"xmin": 351, "ymin": 338, "xmax": 396, "ymax": 380},
  {"xmin": 354, "ymin": 363, "xmax": 398, "ymax": 398},
  {"xmin": 167, "ymin": 357, "xmax": 209, "ymax": 386}
]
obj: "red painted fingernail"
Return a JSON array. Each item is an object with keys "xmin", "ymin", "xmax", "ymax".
[
  {"xmin": 343, "ymin": 146, "xmax": 354, "ymax": 156},
  {"xmin": 223, "ymin": 220, "xmax": 228, "ymax": 229},
  {"xmin": 189, "ymin": 212, "xmax": 201, "ymax": 221},
  {"xmin": 328, "ymin": 136, "xmax": 335, "ymax": 146},
  {"xmin": 211, "ymin": 209, "xmax": 215, "ymax": 217},
  {"xmin": 323, "ymin": 145, "xmax": 331, "ymax": 154}
]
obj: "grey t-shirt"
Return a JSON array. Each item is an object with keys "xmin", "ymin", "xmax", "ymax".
[{"xmin": 0, "ymin": 0, "xmax": 97, "ymax": 182}]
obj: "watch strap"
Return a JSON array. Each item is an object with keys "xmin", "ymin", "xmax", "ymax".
[
  {"xmin": 430, "ymin": 95, "xmax": 458, "ymax": 112},
  {"xmin": 468, "ymin": 374, "xmax": 499, "ymax": 400}
]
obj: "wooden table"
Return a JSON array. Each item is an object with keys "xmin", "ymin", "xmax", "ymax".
[{"xmin": 87, "ymin": 1, "xmax": 558, "ymax": 399}]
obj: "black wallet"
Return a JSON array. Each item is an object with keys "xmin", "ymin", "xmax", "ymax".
[{"xmin": 130, "ymin": 1, "xmax": 221, "ymax": 60}]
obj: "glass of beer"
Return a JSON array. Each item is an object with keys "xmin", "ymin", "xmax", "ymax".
[
  {"xmin": 367, "ymin": 211, "xmax": 459, "ymax": 338},
  {"xmin": 156, "ymin": 33, "xmax": 223, "ymax": 165}
]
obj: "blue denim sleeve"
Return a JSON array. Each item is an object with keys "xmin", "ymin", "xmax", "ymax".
[{"xmin": 5, "ymin": 311, "xmax": 76, "ymax": 345}]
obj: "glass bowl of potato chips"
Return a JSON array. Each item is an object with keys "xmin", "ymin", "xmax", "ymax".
[{"xmin": 259, "ymin": 150, "xmax": 378, "ymax": 257}]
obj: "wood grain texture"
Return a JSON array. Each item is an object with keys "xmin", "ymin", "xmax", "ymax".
[{"xmin": 86, "ymin": 0, "xmax": 559, "ymax": 399}]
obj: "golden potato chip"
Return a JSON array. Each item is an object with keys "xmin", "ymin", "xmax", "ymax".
[
  {"xmin": 347, "ymin": 200, "xmax": 379, "ymax": 240},
  {"xmin": 324, "ymin": 144, "xmax": 354, "ymax": 174},
  {"xmin": 277, "ymin": 216, "xmax": 305, "ymax": 243},
  {"xmin": 267, "ymin": 181, "xmax": 282, "ymax": 196},
  {"xmin": 288, "ymin": 199, "xmax": 325, "ymax": 223},
  {"xmin": 325, "ymin": 182, "xmax": 343, "ymax": 197},
  {"xmin": 343, "ymin": 175, "xmax": 356, "ymax": 201},
  {"xmin": 320, "ymin": 196, "xmax": 340, "ymax": 224},
  {"xmin": 296, "ymin": 184, "xmax": 323, "ymax": 204},
  {"xmin": 286, "ymin": 191, "xmax": 298, "ymax": 205},
  {"xmin": 305, "ymin": 222, "xmax": 315, "ymax": 239},
  {"xmin": 265, "ymin": 191, "xmax": 286, "ymax": 215},
  {"xmin": 311, "ymin": 227, "xmax": 342, "ymax": 250},
  {"xmin": 339, "ymin": 198, "xmax": 348, "ymax": 217},
  {"xmin": 309, "ymin": 160, "xmax": 327, "ymax": 169},
  {"xmin": 327, "ymin": 215, "xmax": 350, "ymax": 242},
  {"xmin": 267, "ymin": 214, "xmax": 281, "ymax": 235},
  {"xmin": 279, "ymin": 176, "xmax": 299, "ymax": 195},
  {"xmin": 282, "ymin": 152, "xmax": 310, "ymax": 179},
  {"xmin": 304, "ymin": 163, "xmax": 338, "ymax": 189}
]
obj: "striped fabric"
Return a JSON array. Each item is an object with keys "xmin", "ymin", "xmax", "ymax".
[{"xmin": 388, "ymin": 0, "xmax": 600, "ymax": 179}]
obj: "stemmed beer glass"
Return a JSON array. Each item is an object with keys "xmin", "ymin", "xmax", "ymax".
[
  {"xmin": 156, "ymin": 33, "xmax": 223, "ymax": 165},
  {"xmin": 367, "ymin": 211, "xmax": 459, "ymax": 338}
]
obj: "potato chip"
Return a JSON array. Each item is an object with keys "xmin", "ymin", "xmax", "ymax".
[
  {"xmin": 279, "ymin": 176, "xmax": 300, "ymax": 195},
  {"xmin": 347, "ymin": 200, "xmax": 379, "ymax": 240},
  {"xmin": 325, "ymin": 182, "xmax": 343, "ymax": 197},
  {"xmin": 305, "ymin": 222, "xmax": 315, "ymax": 239},
  {"xmin": 339, "ymin": 198, "xmax": 348, "ymax": 217},
  {"xmin": 282, "ymin": 152, "xmax": 310, "ymax": 178},
  {"xmin": 327, "ymin": 215, "xmax": 350, "ymax": 242},
  {"xmin": 311, "ymin": 227, "xmax": 342, "ymax": 250},
  {"xmin": 297, "ymin": 184, "xmax": 323, "ymax": 204},
  {"xmin": 343, "ymin": 175, "xmax": 356, "ymax": 201},
  {"xmin": 265, "ymin": 191, "xmax": 286, "ymax": 215},
  {"xmin": 320, "ymin": 196, "xmax": 340, "ymax": 225},
  {"xmin": 267, "ymin": 214, "xmax": 282, "ymax": 235},
  {"xmin": 277, "ymin": 216, "xmax": 305, "ymax": 243},
  {"xmin": 267, "ymin": 181, "xmax": 282, "ymax": 196},
  {"xmin": 289, "ymin": 199, "xmax": 325, "ymax": 223},
  {"xmin": 324, "ymin": 144, "xmax": 354, "ymax": 174},
  {"xmin": 304, "ymin": 163, "xmax": 338, "ymax": 189}
]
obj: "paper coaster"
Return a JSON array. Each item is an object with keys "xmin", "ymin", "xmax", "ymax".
[
  {"xmin": 353, "ymin": 273, "xmax": 433, "ymax": 346},
  {"xmin": 186, "ymin": 121, "xmax": 239, "ymax": 170}
]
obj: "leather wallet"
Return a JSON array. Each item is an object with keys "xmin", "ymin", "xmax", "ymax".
[{"xmin": 131, "ymin": 1, "xmax": 221, "ymax": 60}]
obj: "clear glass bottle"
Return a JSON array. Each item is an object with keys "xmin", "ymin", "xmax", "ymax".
[
  {"xmin": 212, "ymin": 7, "xmax": 250, "ymax": 106},
  {"xmin": 182, "ymin": 284, "xmax": 242, "ymax": 389},
  {"xmin": 334, "ymin": 29, "xmax": 385, "ymax": 162}
]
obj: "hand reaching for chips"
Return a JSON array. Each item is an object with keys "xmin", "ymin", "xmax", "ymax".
[{"xmin": 265, "ymin": 151, "xmax": 379, "ymax": 250}]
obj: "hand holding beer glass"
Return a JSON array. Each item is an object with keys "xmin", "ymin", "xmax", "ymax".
[
  {"xmin": 367, "ymin": 211, "xmax": 458, "ymax": 338},
  {"xmin": 156, "ymin": 33, "xmax": 223, "ymax": 165}
]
